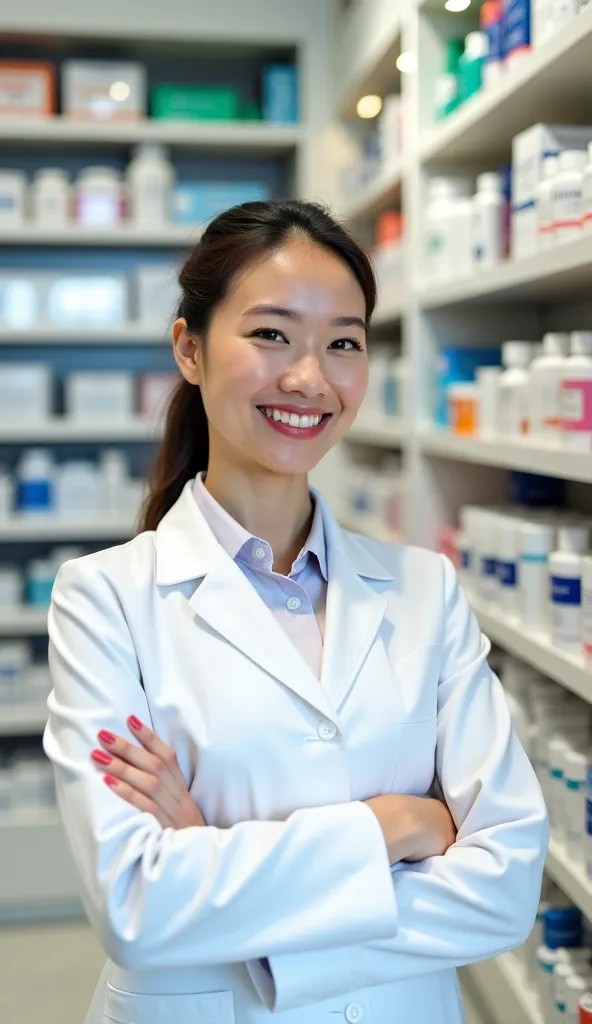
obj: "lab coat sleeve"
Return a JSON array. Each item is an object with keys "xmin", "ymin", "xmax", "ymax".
[
  {"xmin": 248, "ymin": 555, "xmax": 549, "ymax": 1011},
  {"xmin": 43, "ymin": 558, "xmax": 398, "ymax": 972}
]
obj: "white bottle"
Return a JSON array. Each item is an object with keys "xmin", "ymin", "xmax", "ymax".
[
  {"xmin": 127, "ymin": 144, "xmax": 174, "ymax": 226},
  {"xmin": 496, "ymin": 514, "xmax": 520, "ymax": 619},
  {"xmin": 519, "ymin": 520, "xmax": 555, "ymax": 631},
  {"xmin": 550, "ymin": 525, "xmax": 589, "ymax": 651},
  {"xmin": 583, "ymin": 556, "xmax": 592, "ymax": 664},
  {"xmin": 476, "ymin": 366, "xmax": 501, "ymax": 437},
  {"xmin": 583, "ymin": 140, "xmax": 592, "ymax": 233},
  {"xmin": 56, "ymin": 461, "xmax": 100, "ymax": 519},
  {"xmin": 548, "ymin": 734, "xmax": 570, "ymax": 838},
  {"xmin": 561, "ymin": 331, "xmax": 592, "ymax": 451},
  {"xmin": 553, "ymin": 150, "xmax": 587, "ymax": 244},
  {"xmin": 31, "ymin": 168, "xmax": 70, "ymax": 226},
  {"xmin": 0, "ymin": 170, "xmax": 27, "ymax": 228},
  {"xmin": 564, "ymin": 748, "xmax": 589, "ymax": 863},
  {"xmin": 530, "ymin": 332, "xmax": 570, "ymax": 442},
  {"xmin": 567, "ymin": 973, "xmax": 592, "ymax": 1023},
  {"xmin": 0, "ymin": 467, "xmax": 13, "ymax": 519},
  {"xmin": 99, "ymin": 449, "xmax": 129, "ymax": 518},
  {"xmin": 553, "ymin": 0, "xmax": 579, "ymax": 29},
  {"xmin": 425, "ymin": 178, "xmax": 468, "ymax": 282},
  {"xmin": 472, "ymin": 172, "xmax": 504, "ymax": 270},
  {"xmin": 16, "ymin": 450, "xmax": 55, "ymax": 517},
  {"xmin": 76, "ymin": 166, "xmax": 122, "ymax": 228},
  {"xmin": 455, "ymin": 195, "xmax": 474, "ymax": 278},
  {"xmin": 536, "ymin": 153, "xmax": 560, "ymax": 249},
  {"xmin": 498, "ymin": 341, "xmax": 534, "ymax": 436},
  {"xmin": 554, "ymin": 960, "xmax": 576, "ymax": 1019},
  {"xmin": 474, "ymin": 509, "xmax": 500, "ymax": 603}
]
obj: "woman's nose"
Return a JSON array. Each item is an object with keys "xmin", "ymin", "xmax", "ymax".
[{"xmin": 280, "ymin": 355, "xmax": 328, "ymax": 396}]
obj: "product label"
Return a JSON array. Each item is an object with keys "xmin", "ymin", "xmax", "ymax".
[
  {"xmin": 586, "ymin": 796, "xmax": 592, "ymax": 838},
  {"xmin": 497, "ymin": 559, "xmax": 517, "ymax": 587},
  {"xmin": 17, "ymin": 480, "xmax": 51, "ymax": 511},
  {"xmin": 482, "ymin": 557, "xmax": 497, "ymax": 577},
  {"xmin": 561, "ymin": 379, "xmax": 592, "ymax": 431},
  {"xmin": 551, "ymin": 576, "xmax": 581, "ymax": 604},
  {"xmin": 461, "ymin": 549, "xmax": 471, "ymax": 571},
  {"xmin": 553, "ymin": 184, "xmax": 583, "ymax": 228},
  {"xmin": 503, "ymin": 0, "xmax": 531, "ymax": 54}
]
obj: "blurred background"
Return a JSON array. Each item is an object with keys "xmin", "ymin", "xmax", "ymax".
[{"xmin": 1, "ymin": 1, "xmax": 592, "ymax": 1022}]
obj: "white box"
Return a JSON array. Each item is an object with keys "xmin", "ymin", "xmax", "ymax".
[
  {"xmin": 64, "ymin": 372, "xmax": 135, "ymax": 420},
  {"xmin": 0, "ymin": 363, "xmax": 52, "ymax": 422},
  {"xmin": 62, "ymin": 60, "xmax": 146, "ymax": 121},
  {"xmin": 135, "ymin": 264, "xmax": 180, "ymax": 329},
  {"xmin": 47, "ymin": 275, "xmax": 128, "ymax": 328},
  {"xmin": 511, "ymin": 123, "xmax": 592, "ymax": 259},
  {"xmin": 139, "ymin": 372, "xmax": 178, "ymax": 420}
]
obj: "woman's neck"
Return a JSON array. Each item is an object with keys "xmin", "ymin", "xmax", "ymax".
[{"xmin": 204, "ymin": 461, "xmax": 314, "ymax": 576}]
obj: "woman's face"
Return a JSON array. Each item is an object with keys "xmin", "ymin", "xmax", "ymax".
[{"xmin": 174, "ymin": 236, "xmax": 369, "ymax": 478}]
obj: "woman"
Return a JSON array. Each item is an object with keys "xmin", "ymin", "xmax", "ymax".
[{"xmin": 43, "ymin": 199, "xmax": 548, "ymax": 1024}]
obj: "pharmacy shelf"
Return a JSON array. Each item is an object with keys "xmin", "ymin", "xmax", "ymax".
[
  {"xmin": 419, "ymin": 5, "xmax": 592, "ymax": 166},
  {"xmin": 0, "ymin": 607, "xmax": 48, "ymax": 636},
  {"xmin": 0, "ymin": 117, "xmax": 302, "ymax": 154},
  {"xmin": 0, "ymin": 808, "xmax": 82, "ymax": 923},
  {"xmin": 0, "ymin": 517, "xmax": 135, "ymax": 541},
  {"xmin": 418, "ymin": 235, "xmax": 592, "ymax": 309},
  {"xmin": 0, "ymin": 324, "xmax": 169, "ymax": 346},
  {"xmin": 463, "ymin": 954, "xmax": 543, "ymax": 1024},
  {"xmin": 0, "ymin": 418, "xmax": 164, "ymax": 443},
  {"xmin": 419, "ymin": 428, "xmax": 592, "ymax": 485},
  {"xmin": 373, "ymin": 290, "xmax": 405, "ymax": 328},
  {"xmin": 341, "ymin": 160, "xmax": 403, "ymax": 224},
  {"xmin": 0, "ymin": 704, "xmax": 49, "ymax": 736},
  {"xmin": 471, "ymin": 595, "xmax": 590, "ymax": 704},
  {"xmin": 346, "ymin": 416, "xmax": 405, "ymax": 447},
  {"xmin": 0, "ymin": 224, "xmax": 202, "ymax": 247},
  {"xmin": 546, "ymin": 838, "xmax": 592, "ymax": 921}
]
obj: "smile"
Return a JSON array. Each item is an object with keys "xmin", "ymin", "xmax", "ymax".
[{"xmin": 257, "ymin": 406, "xmax": 332, "ymax": 438}]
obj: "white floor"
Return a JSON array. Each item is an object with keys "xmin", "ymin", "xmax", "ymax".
[{"xmin": 0, "ymin": 919, "xmax": 490, "ymax": 1024}]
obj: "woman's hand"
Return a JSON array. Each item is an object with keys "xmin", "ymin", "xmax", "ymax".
[
  {"xmin": 91, "ymin": 715, "xmax": 206, "ymax": 830},
  {"xmin": 364, "ymin": 793, "xmax": 456, "ymax": 865}
]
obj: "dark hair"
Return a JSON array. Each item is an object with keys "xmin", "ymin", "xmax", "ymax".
[{"xmin": 139, "ymin": 199, "xmax": 377, "ymax": 532}]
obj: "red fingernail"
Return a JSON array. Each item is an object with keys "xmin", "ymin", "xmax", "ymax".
[
  {"xmin": 103, "ymin": 775, "xmax": 118, "ymax": 787},
  {"xmin": 98, "ymin": 730, "xmax": 116, "ymax": 745},
  {"xmin": 91, "ymin": 749, "xmax": 112, "ymax": 765},
  {"xmin": 128, "ymin": 715, "xmax": 142, "ymax": 731}
]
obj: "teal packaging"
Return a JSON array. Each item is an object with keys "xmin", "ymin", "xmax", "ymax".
[
  {"xmin": 434, "ymin": 347, "xmax": 502, "ymax": 426},
  {"xmin": 171, "ymin": 182, "xmax": 270, "ymax": 224},
  {"xmin": 261, "ymin": 65, "xmax": 299, "ymax": 123}
]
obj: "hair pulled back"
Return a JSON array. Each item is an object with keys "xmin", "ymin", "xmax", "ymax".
[{"xmin": 139, "ymin": 199, "xmax": 376, "ymax": 532}]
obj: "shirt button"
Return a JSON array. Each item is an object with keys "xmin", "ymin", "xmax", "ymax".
[
  {"xmin": 286, "ymin": 596, "xmax": 301, "ymax": 611},
  {"xmin": 318, "ymin": 720, "xmax": 337, "ymax": 741},
  {"xmin": 253, "ymin": 546, "xmax": 266, "ymax": 561},
  {"xmin": 345, "ymin": 1005, "xmax": 364, "ymax": 1023}
]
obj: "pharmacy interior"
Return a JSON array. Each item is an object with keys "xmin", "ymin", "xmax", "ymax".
[{"xmin": 1, "ymin": 0, "xmax": 592, "ymax": 1021}]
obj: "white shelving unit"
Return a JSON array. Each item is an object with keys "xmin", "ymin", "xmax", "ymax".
[
  {"xmin": 461, "ymin": 954, "xmax": 543, "ymax": 1024},
  {"xmin": 0, "ymin": 704, "xmax": 51, "ymax": 736},
  {"xmin": 0, "ymin": 224, "xmax": 202, "ymax": 247},
  {"xmin": 347, "ymin": 416, "xmax": 405, "ymax": 448},
  {"xmin": 0, "ymin": 607, "xmax": 48, "ymax": 637},
  {"xmin": 0, "ymin": 517, "xmax": 136, "ymax": 541},
  {"xmin": 0, "ymin": 325, "xmax": 169, "ymax": 345},
  {"xmin": 0, "ymin": 418, "xmax": 164, "ymax": 443}
]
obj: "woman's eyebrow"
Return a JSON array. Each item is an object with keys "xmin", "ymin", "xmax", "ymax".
[{"xmin": 243, "ymin": 304, "xmax": 366, "ymax": 330}]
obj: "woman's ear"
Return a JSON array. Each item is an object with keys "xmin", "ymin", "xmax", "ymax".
[{"xmin": 172, "ymin": 317, "xmax": 204, "ymax": 386}]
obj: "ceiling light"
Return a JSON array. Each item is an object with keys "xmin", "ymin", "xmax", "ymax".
[
  {"xmin": 109, "ymin": 81, "xmax": 131, "ymax": 102},
  {"xmin": 396, "ymin": 52, "xmax": 417, "ymax": 73},
  {"xmin": 356, "ymin": 94, "xmax": 382, "ymax": 119},
  {"xmin": 445, "ymin": 0, "xmax": 471, "ymax": 10}
]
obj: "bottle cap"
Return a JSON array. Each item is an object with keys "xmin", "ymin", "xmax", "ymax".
[
  {"xmin": 519, "ymin": 521, "xmax": 554, "ymax": 555},
  {"xmin": 480, "ymin": 0, "xmax": 501, "ymax": 27},
  {"xmin": 502, "ymin": 340, "xmax": 534, "ymax": 367},
  {"xmin": 133, "ymin": 143, "xmax": 168, "ymax": 161},
  {"xmin": 564, "ymin": 748, "xmax": 589, "ymax": 783},
  {"xmin": 33, "ymin": 167, "xmax": 69, "ymax": 183},
  {"xmin": 464, "ymin": 31, "xmax": 488, "ymax": 59},
  {"xmin": 476, "ymin": 171, "xmax": 502, "ymax": 193},
  {"xmin": 542, "ymin": 154, "xmax": 560, "ymax": 178},
  {"xmin": 557, "ymin": 525, "xmax": 589, "ymax": 554},
  {"xmin": 558, "ymin": 149, "xmax": 587, "ymax": 173},
  {"xmin": 571, "ymin": 332, "xmax": 592, "ymax": 356},
  {"xmin": 542, "ymin": 332, "xmax": 570, "ymax": 356}
]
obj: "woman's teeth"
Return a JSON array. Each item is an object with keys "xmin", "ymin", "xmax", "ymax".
[{"xmin": 260, "ymin": 407, "xmax": 324, "ymax": 429}]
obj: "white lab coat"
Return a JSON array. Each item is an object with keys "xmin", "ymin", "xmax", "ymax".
[{"xmin": 43, "ymin": 480, "xmax": 548, "ymax": 1024}]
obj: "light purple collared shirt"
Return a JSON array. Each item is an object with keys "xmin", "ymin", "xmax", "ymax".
[{"xmin": 192, "ymin": 473, "xmax": 327, "ymax": 679}]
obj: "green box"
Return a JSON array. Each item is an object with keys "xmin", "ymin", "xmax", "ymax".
[{"xmin": 152, "ymin": 84, "xmax": 241, "ymax": 121}]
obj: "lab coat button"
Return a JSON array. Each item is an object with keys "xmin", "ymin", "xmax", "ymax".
[
  {"xmin": 318, "ymin": 720, "xmax": 337, "ymax": 741},
  {"xmin": 345, "ymin": 1004, "xmax": 364, "ymax": 1022},
  {"xmin": 286, "ymin": 596, "xmax": 301, "ymax": 611},
  {"xmin": 253, "ymin": 546, "xmax": 266, "ymax": 561}
]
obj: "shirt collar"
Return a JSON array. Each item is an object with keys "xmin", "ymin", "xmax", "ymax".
[{"xmin": 192, "ymin": 472, "xmax": 328, "ymax": 580}]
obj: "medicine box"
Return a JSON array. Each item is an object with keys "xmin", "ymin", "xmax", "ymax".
[
  {"xmin": 46, "ymin": 275, "xmax": 128, "ymax": 328},
  {"xmin": 511, "ymin": 123, "xmax": 592, "ymax": 259},
  {"xmin": 135, "ymin": 264, "xmax": 180, "ymax": 328},
  {"xmin": 171, "ymin": 181, "xmax": 270, "ymax": 225},
  {"xmin": 139, "ymin": 373, "xmax": 179, "ymax": 421},
  {"xmin": 152, "ymin": 84, "xmax": 240, "ymax": 121},
  {"xmin": 64, "ymin": 372, "xmax": 135, "ymax": 420},
  {"xmin": 0, "ymin": 61, "xmax": 56, "ymax": 117},
  {"xmin": 434, "ymin": 347, "xmax": 502, "ymax": 426},
  {"xmin": 62, "ymin": 60, "xmax": 146, "ymax": 121},
  {"xmin": 261, "ymin": 65, "xmax": 299, "ymax": 123},
  {"xmin": 0, "ymin": 363, "xmax": 53, "ymax": 423}
]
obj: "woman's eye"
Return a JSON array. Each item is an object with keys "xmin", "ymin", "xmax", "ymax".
[
  {"xmin": 253, "ymin": 328, "xmax": 287, "ymax": 343},
  {"xmin": 330, "ymin": 338, "xmax": 364, "ymax": 352}
]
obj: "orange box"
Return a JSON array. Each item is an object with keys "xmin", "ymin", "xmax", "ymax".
[
  {"xmin": 448, "ymin": 383, "xmax": 478, "ymax": 435},
  {"xmin": 0, "ymin": 61, "xmax": 56, "ymax": 117}
]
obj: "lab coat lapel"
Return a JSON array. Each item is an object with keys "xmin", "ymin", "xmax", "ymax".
[{"xmin": 316, "ymin": 493, "xmax": 393, "ymax": 712}]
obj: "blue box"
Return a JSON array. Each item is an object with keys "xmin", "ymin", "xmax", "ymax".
[
  {"xmin": 434, "ymin": 347, "xmax": 502, "ymax": 426},
  {"xmin": 171, "ymin": 182, "xmax": 270, "ymax": 225},
  {"xmin": 262, "ymin": 65, "xmax": 299, "ymax": 124}
]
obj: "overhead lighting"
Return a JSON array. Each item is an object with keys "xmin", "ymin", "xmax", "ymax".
[
  {"xmin": 109, "ymin": 80, "xmax": 131, "ymax": 102},
  {"xmin": 356, "ymin": 94, "xmax": 382, "ymax": 119},
  {"xmin": 445, "ymin": 0, "xmax": 471, "ymax": 10},
  {"xmin": 396, "ymin": 52, "xmax": 417, "ymax": 73}
]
